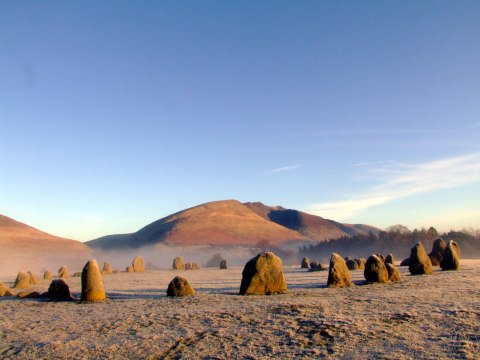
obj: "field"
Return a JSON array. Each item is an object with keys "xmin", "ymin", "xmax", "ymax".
[{"xmin": 1, "ymin": 260, "xmax": 479, "ymax": 359}]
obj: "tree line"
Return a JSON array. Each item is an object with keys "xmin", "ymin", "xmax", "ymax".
[{"xmin": 299, "ymin": 225, "xmax": 480, "ymax": 263}]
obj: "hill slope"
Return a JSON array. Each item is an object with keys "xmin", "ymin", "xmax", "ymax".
[
  {"xmin": 0, "ymin": 214, "xmax": 92, "ymax": 275},
  {"xmin": 88, "ymin": 200, "xmax": 380, "ymax": 250},
  {"xmin": 88, "ymin": 200, "xmax": 306, "ymax": 249}
]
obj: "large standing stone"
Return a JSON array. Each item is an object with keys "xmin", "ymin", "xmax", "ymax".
[
  {"xmin": 126, "ymin": 265, "xmax": 134, "ymax": 273},
  {"xmin": 103, "ymin": 262, "xmax": 113, "ymax": 275},
  {"xmin": 132, "ymin": 256, "xmax": 145, "ymax": 272},
  {"xmin": 166, "ymin": 276, "xmax": 195, "ymax": 297},
  {"xmin": 428, "ymin": 238, "xmax": 447, "ymax": 266},
  {"xmin": 14, "ymin": 271, "xmax": 30, "ymax": 289},
  {"xmin": 58, "ymin": 265, "xmax": 69, "ymax": 278},
  {"xmin": 301, "ymin": 257, "xmax": 310, "ymax": 269},
  {"xmin": 0, "ymin": 283, "xmax": 14, "ymax": 297},
  {"xmin": 239, "ymin": 252, "xmax": 287, "ymax": 295},
  {"xmin": 81, "ymin": 259, "xmax": 106, "ymax": 302},
  {"xmin": 28, "ymin": 271, "xmax": 41, "ymax": 285},
  {"xmin": 409, "ymin": 243, "xmax": 433, "ymax": 275},
  {"xmin": 386, "ymin": 263, "xmax": 401, "ymax": 282},
  {"xmin": 327, "ymin": 253, "xmax": 353, "ymax": 288},
  {"xmin": 220, "ymin": 259, "xmax": 227, "ymax": 269},
  {"xmin": 48, "ymin": 279, "xmax": 73, "ymax": 300},
  {"xmin": 44, "ymin": 270, "xmax": 53, "ymax": 280},
  {"xmin": 173, "ymin": 256, "xmax": 185, "ymax": 270},
  {"xmin": 364, "ymin": 255, "xmax": 389, "ymax": 283},
  {"xmin": 440, "ymin": 240, "xmax": 460, "ymax": 271}
]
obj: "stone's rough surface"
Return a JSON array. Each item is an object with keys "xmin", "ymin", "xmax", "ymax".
[
  {"xmin": 132, "ymin": 256, "xmax": 145, "ymax": 272},
  {"xmin": 239, "ymin": 252, "xmax": 287, "ymax": 295},
  {"xmin": 166, "ymin": 276, "xmax": 195, "ymax": 297},
  {"xmin": 386, "ymin": 263, "xmax": 401, "ymax": 282},
  {"xmin": 409, "ymin": 243, "xmax": 433, "ymax": 275},
  {"xmin": 327, "ymin": 253, "xmax": 353, "ymax": 288},
  {"xmin": 441, "ymin": 240, "xmax": 460, "ymax": 271},
  {"xmin": 43, "ymin": 270, "xmax": 53, "ymax": 280},
  {"xmin": 451, "ymin": 241, "xmax": 461, "ymax": 259},
  {"xmin": 126, "ymin": 265, "xmax": 134, "ymax": 273},
  {"xmin": 429, "ymin": 238, "xmax": 447, "ymax": 266},
  {"xmin": 220, "ymin": 259, "xmax": 227, "ymax": 269},
  {"xmin": 58, "ymin": 265, "xmax": 69, "ymax": 278},
  {"xmin": 0, "ymin": 282, "xmax": 14, "ymax": 297},
  {"xmin": 385, "ymin": 254, "xmax": 394, "ymax": 265},
  {"xmin": 301, "ymin": 257, "xmax": 310, "ymax": 269},
  {"xmin": 14, "ymin": 271, "xmax": 30, "ymax": 289},
  {"xmin": 28, "ymin": 271, "xmax": 40, "ymax": 285},
  {"xmin": 81, "ymin": 259, "xmax": 106, "ymax": 302},
  {"xmin": 173, "ymin": 256, "xmax": 185, "ymax": 270},
  {"xmin": 103, "ymin": 262, "xmax": 113, "ymax": 274},
  {"xmin": 48, "ymin": 279, "xmax": 73, "ymax": 300},
  {"xmin": 364, "ymin": 255, "xmax": 389, "ymax": 283},
  {"xmin": 400, "ymin": 258, "xmax": 410, "ymax": 266}
]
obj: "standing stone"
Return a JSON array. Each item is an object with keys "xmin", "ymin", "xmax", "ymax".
[
  {"xmin": 409, "ymin": 243, "xmax": 433, "ymax": 275},
  {"xmin": 346, "ymin": 259, "xmax": 359, "ymax": 270},
  {"xmin": 73, "ymin": 272, "xmax": 82, "ymax": 277},
  {"xmin": 173, "ymin": 256, "xmax": 185, "ymax": 270},
  {"xmin": 355, "ymin": 258, "xmax": 366, "ymax": 270},
  {"xmin": 220, "ymin": 259, "xmax": 227, "ymax": 269},
  {"xmin": 103, "ymin": 262, "xmax": 113, "ymax": 274},
  {"xmin": 400, "ymin": 257, "xmax": 410, "ymax": 266},
  {"xmin": 440, "ymin": 240, "xmax": 460, "ymax": 271},
  {"xmin": 327, "ymin": 253, "xmax": 353, "ymax": 288},
  {"xmin": 191, "ymin": 262, "xmax": 200, "ymax": 270},
  {"xmin": 132, "ymin": 256, "xmax": 145, "ymax": 272},
  {"xmin": 239, "ymin": 252, "xmax": 287, "ymax": 295},
  {"xmin": 126, "ymin": 265, "xmax": 134, "ymax": 273},
  {"xmin": 386, "ymin": 263, "xmax": 401, "ymax": 282},
  {"xmin": 184, "ymin": 262, "xmax": 192, "ymax": 270},
  {"xmin": 308, "ymin": 261, "xmax": 326, "ymax": 272},
  {"xmin": 81, "ymin": 259, "xmax": 106, "ymax": 302},
  {"xmin": 14, "ymin": 271, "xmax": 30, "ymax": 289},
  {"xmin": 28, "ymin": 271, "xmax": 41, "ymax": 285},
  {"xmin": 48, "ymin": 279, "xmax": 73, "ymax": 300},
  {"xmin": 364, "ymin": 255, "xmax": 389, "ymax": 283},
  {"xmin": 429, "ymin": 238, "xmax": 447, "ymax": 266},
  {"xmin": 166, "ymin": 276, "xmax": 195, "ymax": 297},
  {"xmin": 385, "ymin": 254, "xmax": 395, "ymax": 265},
  {"xmin": 58, "ymin": 265, "xmax": 69, "ymax": 278},
  {"xmin": 44, "ymin": 270, "xmax": 53, "ymax": 280},
  {"xmin": 450, "ymin": 241, "xmax": 461, "ymax": 259},
  {"xmin": 301, "ymin": 257, "xmax": 310, "ymax": 269}
]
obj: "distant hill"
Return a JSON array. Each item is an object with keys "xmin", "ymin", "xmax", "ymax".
[
  {"xmin": 0, "ymin": 214, "xmax": 92, "ymax": 276},
  {"xmin": 87, "ymin": 200, "xmax": 380, "ymax": 250}
]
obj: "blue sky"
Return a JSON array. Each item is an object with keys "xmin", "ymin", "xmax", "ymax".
[{"xmin": 1, "ymin": 1, "xmax": 479, "ymax": 241}]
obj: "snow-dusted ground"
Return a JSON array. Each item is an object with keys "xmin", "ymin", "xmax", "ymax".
[{"xmin": 1, "ymin": 260, "xmax": 479, "ymax": 359}]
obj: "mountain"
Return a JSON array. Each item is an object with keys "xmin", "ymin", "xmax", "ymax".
[
  {"xmin": 0, "ymin": 214, "xmax": 90, "ymax": 252},
  {"xmin": 0, "ymin": 214, "xmax": 91, "ymax": 275},
  {"xmin": 87, "ymin": 200, "xmax": 380, "ymax": 250},
  {"xmin": 88, "ymin": 200, "xmax": 305, "ymax": 249},
  {"xmin": 244, "ymin": 202, "xmax": 380, "ymax": 239}
]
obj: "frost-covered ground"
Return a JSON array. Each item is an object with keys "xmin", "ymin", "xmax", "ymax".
[{"xmin": 1, "ymin": 260, "xmax": 479, "ymax": 359}]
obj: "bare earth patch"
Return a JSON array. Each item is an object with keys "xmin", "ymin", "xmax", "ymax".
[{"xmin": 1, "ymin": 260, "xmax": 479, "ymax": 359}]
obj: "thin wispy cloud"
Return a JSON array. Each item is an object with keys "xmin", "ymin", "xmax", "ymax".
[
  {"xmin": 261, "ymin": 164, "xmax": 302, "ymax": 175},
  {"xmin": 309, "ymin": 152, "xmax": 480, "ymax": 220}
]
